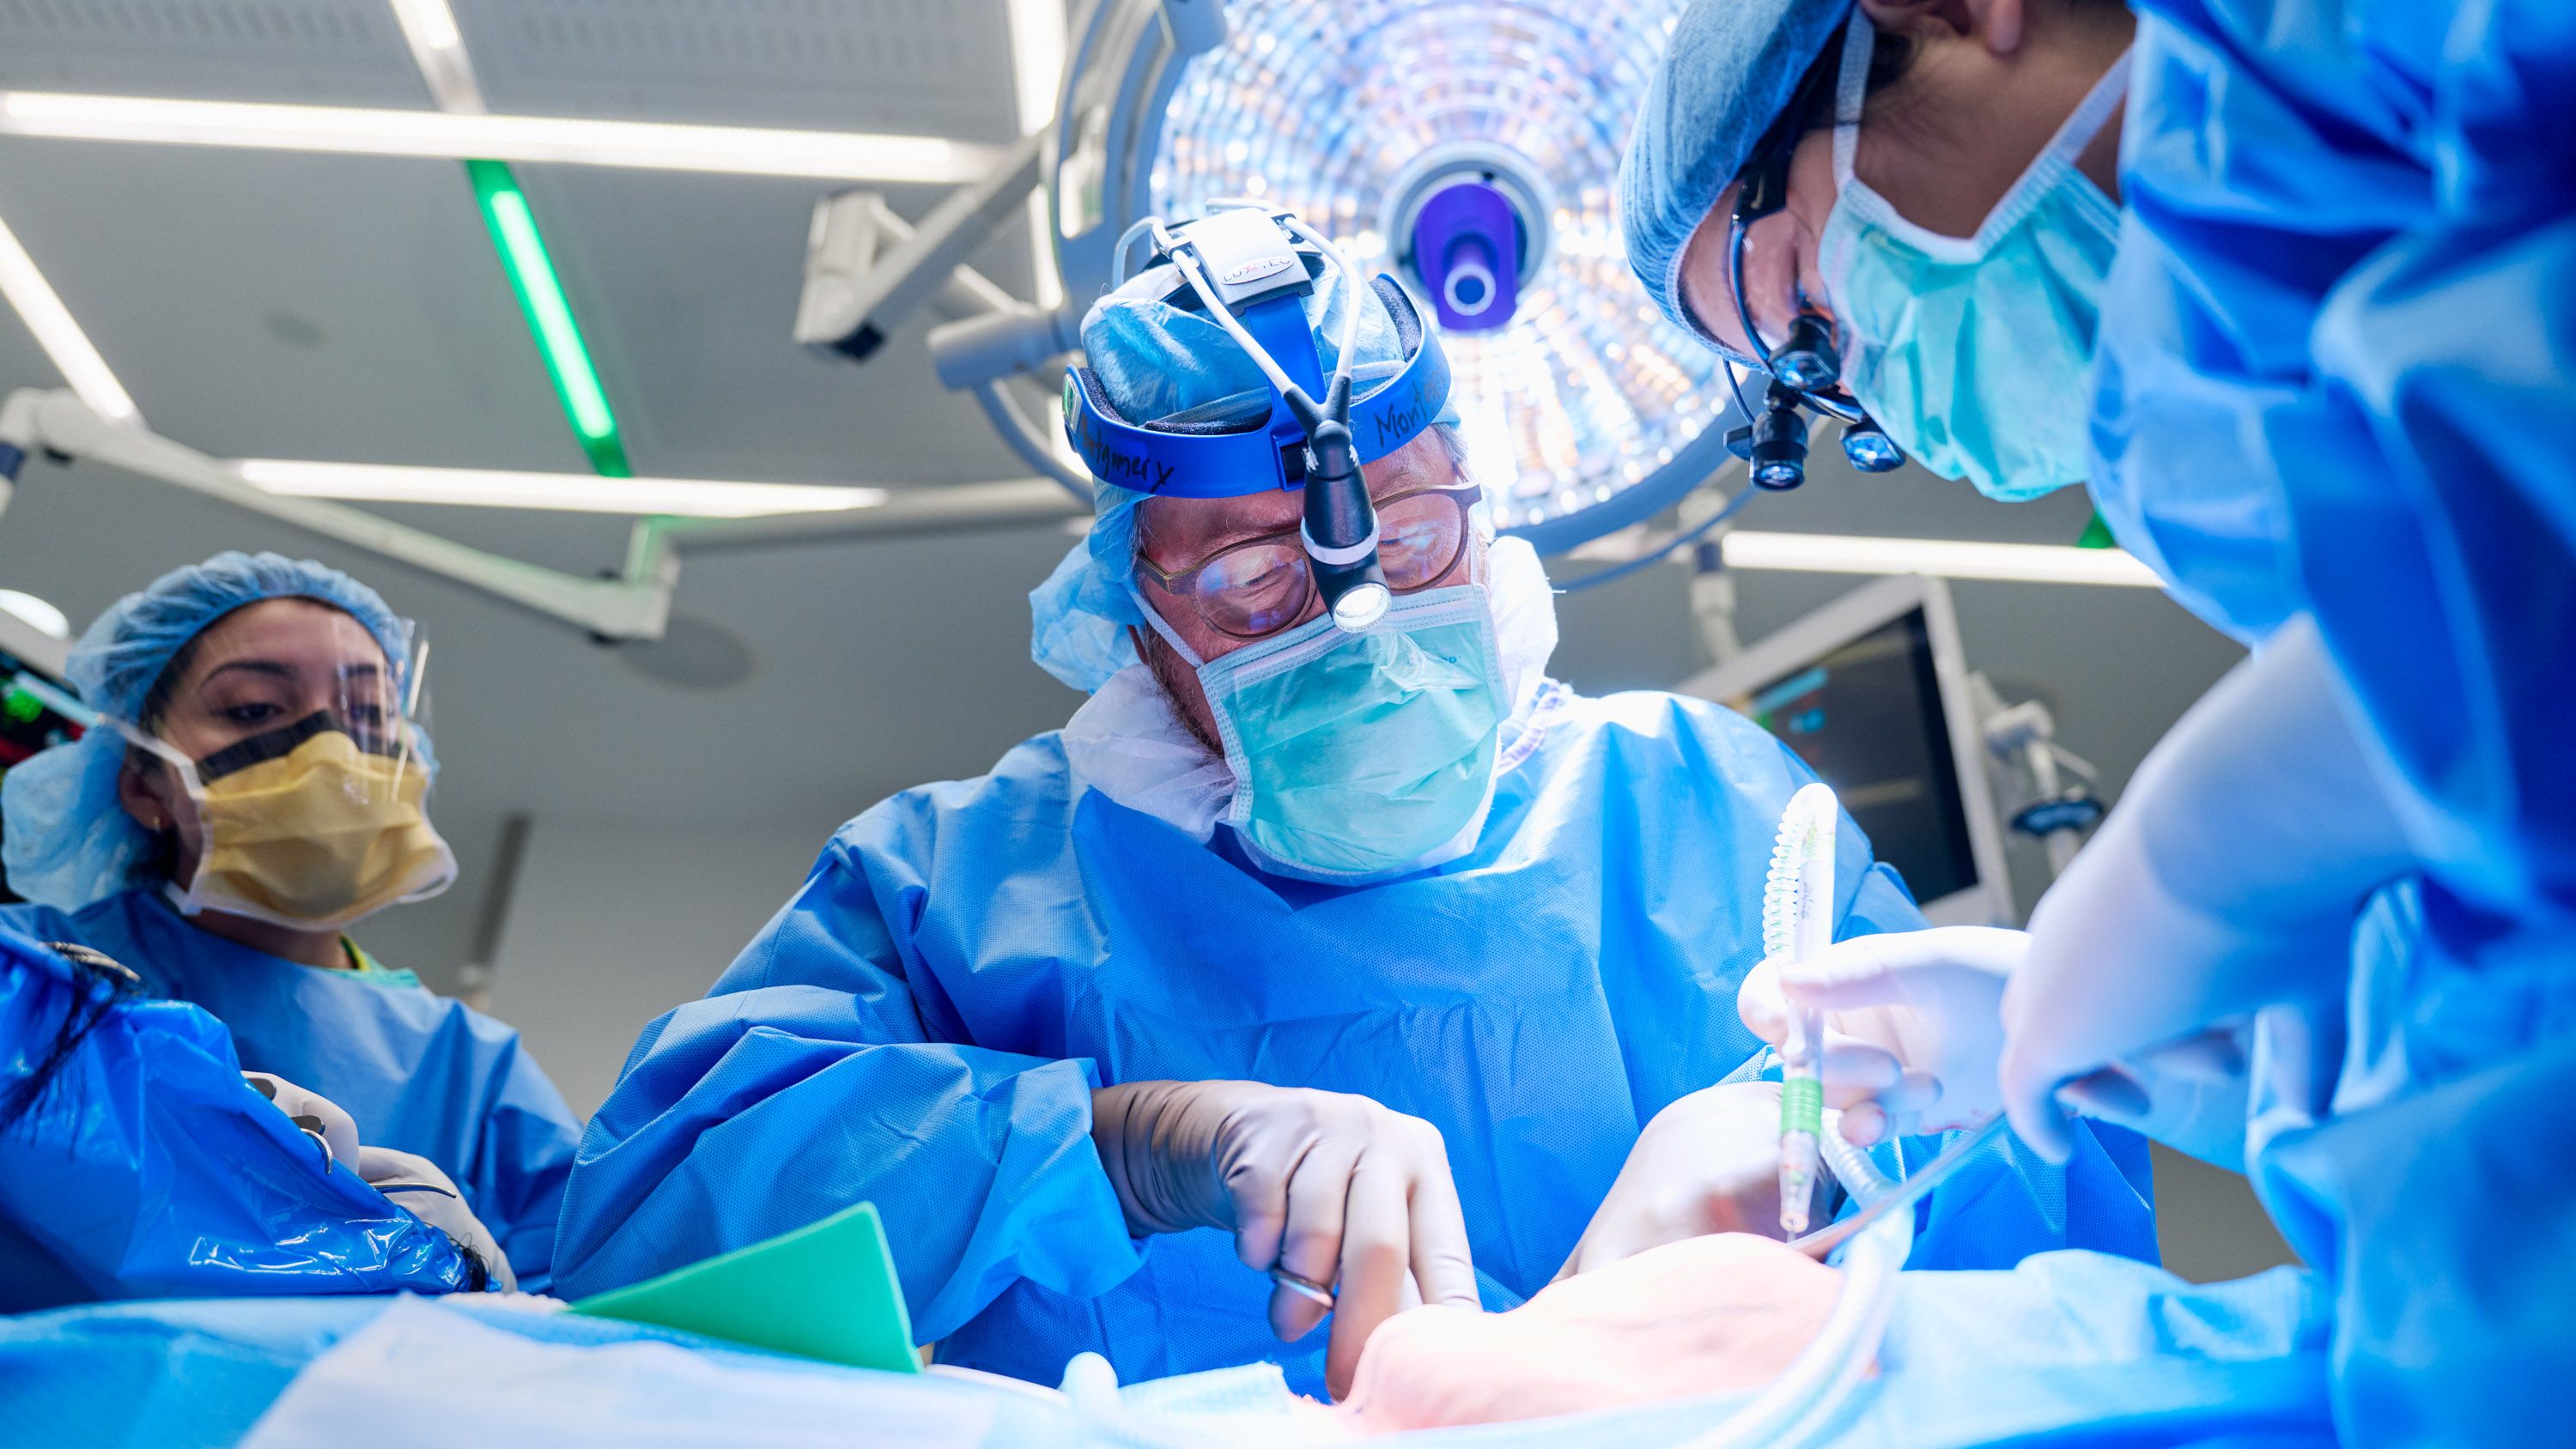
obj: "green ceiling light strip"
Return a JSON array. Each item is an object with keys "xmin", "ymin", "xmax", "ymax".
[
  {"xmin": 2075, "ymin": 510, "xmax": 2117, "ymax": 549},
  {"xmin": 465, "ymin": 158, "xmax": 629, "ymax": 477}
]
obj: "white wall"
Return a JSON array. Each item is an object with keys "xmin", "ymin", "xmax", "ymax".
[{"xmin": 486, "ymin": 815, "xmax": 843, "ymax": 1120}]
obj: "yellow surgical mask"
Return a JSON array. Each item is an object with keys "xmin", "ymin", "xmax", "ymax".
[{"xmin": 129, "ymin": 714, "xmax": 457, "ymax": 931}]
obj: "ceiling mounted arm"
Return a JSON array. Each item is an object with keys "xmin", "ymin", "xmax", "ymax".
[
  {"xmin": 793, "ymin": 130, "xmax": 1049, "ymax": 362},
  {"xmin": 0, "ymin": 388, "xmax": 1086, "ymax": 644}
]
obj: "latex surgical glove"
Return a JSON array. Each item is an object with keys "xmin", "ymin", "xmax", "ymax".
[
  {"xmin": 2001, "ymin": 618, "xmax": 2414, "ymax": 1161},
  {"xmin": 1736, "ymin": 926, "xmax": 2019, "ymax": 1144},
  {"xmin": 356, "ymin": 1145, "xmax": 517, "ymax": 1292},
  {"xmin": 1090, "ymin": 1080, "xmax": 1479, "ymax": 1400},
  {"xmin": 1552, "ymin": 1081, "xmax": 1789, "ymax": 1281},
  {"xmin": 242, "ymin": 1070, "xmax": 361, "ymax": 1170},
  {"xmin": 1741, "ymin": 929, "xmax": 2260, "ymax": 1164}
]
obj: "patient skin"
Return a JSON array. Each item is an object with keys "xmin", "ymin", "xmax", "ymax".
[
  {"xmin": 1678, "ymin": 0, "xmax": 2136, "ymax": 361},
  {"xmin": 1325, "ymin": 1233, "xmax": 1849, "ymax": 1435},
  {"xmin": 115, "ymin": 597, "xmax": 396, "ymax": 973},
  {"xmin": 1132, "ymin": 430, "xmax": 1475, "ymax": 754}
]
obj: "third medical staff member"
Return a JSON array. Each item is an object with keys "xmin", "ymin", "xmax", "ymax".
[
  {"xmin": 1621, "ymin": 1, "xmax": 2573, "ymax": 1443},
  {"xmin": 0, "ymin": 553, "xmax": 580, "ymax": 1294},
  {"xmin": 553, "ymin": 230, "xmax": 2153, "ymax": 1400}
]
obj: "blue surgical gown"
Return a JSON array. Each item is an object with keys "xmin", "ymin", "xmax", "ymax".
[
  {"xmin": 2087, "ymin": 6, "xmax": 2576, "ymax": 1444},
  {"xmin": 0, "ymin": 888, "xmax": 580, "ymax": 1294},
  {"xmin": 554, "ymin": 688, "xmax": 2155, "ymax": 1395},
  {"xmin": 2095, "ymin": 0, "xmax": 2576, "ymax": 917}
]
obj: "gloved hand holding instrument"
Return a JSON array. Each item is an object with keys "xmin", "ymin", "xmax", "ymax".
[
  {"xmin": 1737, "ymin": 621, "xmax": 2406, "ymax": 1170},
  {"xmin": 1091, "ymin": 1080, "xmax": 1480, "ymax": 1400},
  {"xmin": 246, "ymin": 1070, "xmax": 515, "ymax": 1289}
]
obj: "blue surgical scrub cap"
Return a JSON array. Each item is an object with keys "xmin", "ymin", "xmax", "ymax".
[
  {"xmin": 1029, "ymin": 261, "xmax": 1459, "ymax": 693},
  {"xmin": 1619, "ymin": 0, "xmax": 1854, "ymax": 340},
  {"xmin": 1, "ymin": 551, "xmax": 431, "ymax": 912}
]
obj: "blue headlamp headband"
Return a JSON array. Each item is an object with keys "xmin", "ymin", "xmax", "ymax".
[{"xmin": 1062, "ymin": 266, "xmax": 1453, "ymax": 499}]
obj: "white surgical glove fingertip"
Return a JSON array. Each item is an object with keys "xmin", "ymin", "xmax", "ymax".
[{"xmin": 1838, "ymin": 1100, "xmax": 1888, "ymax": 1147}]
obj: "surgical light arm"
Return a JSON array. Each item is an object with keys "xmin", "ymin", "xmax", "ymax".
[
  {"xmin": 792, "ymin": 129, "xmax": 1049, "ymax": 362},
  {"xmin": 0, "ymin": 388, "xmax": 1084, "ymax": 642}
]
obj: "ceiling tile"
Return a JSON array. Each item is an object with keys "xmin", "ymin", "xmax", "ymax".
[
  {"xmin": 453, "ymin": 0, "xmax": 1020, "ymax": 140},
  {"xmin": 0, "ymin": 0, "xmax": 432, "ymax": 107},
  {"xmin": 0, "ymin": 135, "xmax": 584, "ymax": 468}
]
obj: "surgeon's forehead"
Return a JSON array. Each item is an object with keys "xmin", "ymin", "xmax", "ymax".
[{"xmin": 1138, "ymin": 432, "xmax": 1455, "ymax": 561}]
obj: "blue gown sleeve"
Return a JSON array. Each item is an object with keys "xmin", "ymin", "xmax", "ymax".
[
  {"xmin": 2111, "ymin": 0, "xmax": 2576, "ymax": 917},
  {"xmin": 550, "ymin": 807, "xmax": 1139, "ymax": 1340},
  {"xmin": 2103, "ymin": 11, "xmax": 2575, "ymax": 1443},
  {"xmin": 2291, "ymin": 15, "xmax": 2576, "ymax": 919},
  {"xmin": 0, "ymin": 927, "xmax": 473, "ymax": 1306}
]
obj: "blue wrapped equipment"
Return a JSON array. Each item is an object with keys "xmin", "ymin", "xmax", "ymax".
[{"xmin": 0, "ymin": 924, "xmax": 477, "ymax": 1308}]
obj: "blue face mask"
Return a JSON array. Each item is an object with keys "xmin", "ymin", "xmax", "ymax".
[
  {"xmin": 1157, "ymin": 583, "xmax": 1508, "ymax": 881},
  {"xmin": 1816, "ymin": 24, "xmax": 2129, "ymax": 502}
]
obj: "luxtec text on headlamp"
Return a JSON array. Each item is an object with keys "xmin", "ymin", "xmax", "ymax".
[{"xmin": 1064, "ymin": 205, "xmax": 1455, "ymax": 633}]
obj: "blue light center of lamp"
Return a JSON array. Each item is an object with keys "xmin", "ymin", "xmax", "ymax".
[{"xmin": 1411, "ymin": 181, "xmax": 1522, "ymax": 333}]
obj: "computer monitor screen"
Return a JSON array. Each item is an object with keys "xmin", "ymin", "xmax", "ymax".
[{"xmin": 1723, "ymin": 607, "xmax": 1980, "ymax": 906}]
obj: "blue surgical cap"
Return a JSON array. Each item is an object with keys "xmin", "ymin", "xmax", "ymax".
[
  {"xmin": 1030, "ymin": 260, "xmax": 1459, "ymax": 693},
  {"xmin": 1619, "ymin": 0, "xmax": 1853, "ymax": 341},
  {"xmin": 1, "ymin": 551, "xmax": 430, "ymax": 912}
]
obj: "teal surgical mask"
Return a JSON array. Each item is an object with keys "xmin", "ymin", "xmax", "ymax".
[
  {"xmin": 1816, "ymin": 22, "xmax": 2129, "ymax": 501},
  {"xmin": 1149, "ymin": 583, "xmax": 1509, "ymax": 882}
]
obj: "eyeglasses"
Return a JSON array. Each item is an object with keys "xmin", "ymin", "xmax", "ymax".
[{"xmin": 1137, "ymin": 485, "xmax": 1483, "ymax": 640}]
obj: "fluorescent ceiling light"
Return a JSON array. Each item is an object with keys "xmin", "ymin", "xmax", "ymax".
[
  {"xmin": 0, "ymin": 211, "xmax": 138, "ymax": 424},
  {"xmin": 0, "ymin": 588, "xmax": 70, "ymax": 640},
  {"xmin": 235, "ymin": 459, "xmax": 889, "ymax": 518},
  {"xmin": 1720, "ymin": 531, "xmax": 2163, "ymax": 586},
  {"xmin": 388, "ymin": 0, "xmax": 485, "ymax": 115},
  {"xmin": 390, "ymin": 0, "xmax": 461, "ymax": 52},
  {"xmin": 0, "ymin": 92, "xmax": 994, "ymax": 184}
]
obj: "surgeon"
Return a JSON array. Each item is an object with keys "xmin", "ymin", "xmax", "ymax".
[
  {"xmin": 1620, "ymin": 2, "xmax": 2576, "ymax": 1443},
  {"xmin": 553, "ymin": 209, "xmax": 2154, "ymax": 1402},
  {"xmin": 0, "ymin": 552, "xmax": 581, "ymax": 1294}
]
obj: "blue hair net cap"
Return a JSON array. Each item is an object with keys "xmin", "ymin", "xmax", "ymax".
[
  {"xmin": 1030, "ymin": 258, "xmax": 1457, "ymax": 693},
  {"xmin": 1, "ymin": 551, "xmax": 429, "ymax": 912},
  {"xmin": 1619, "ymin": 0, "xmax": 1852, "ymax": 339}
]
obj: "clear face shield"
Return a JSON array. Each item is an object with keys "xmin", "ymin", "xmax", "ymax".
[{"xmin": 120, "ymin": 604, "xmax": 454, "ymax": 932}]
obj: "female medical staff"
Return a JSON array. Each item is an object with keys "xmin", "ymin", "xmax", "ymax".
[
  {"xmin": 1620, "ymin": 2, "xmax": 2574, "ymax": 1444},
  {"xmin": 0, "ymin": 553, "xmax": 581, "ymax": 1294}
]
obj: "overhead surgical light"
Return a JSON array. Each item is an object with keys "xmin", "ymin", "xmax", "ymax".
[{"xmin": 1038, "ymin": 0, "xmax": 1737, "ymax": 552}]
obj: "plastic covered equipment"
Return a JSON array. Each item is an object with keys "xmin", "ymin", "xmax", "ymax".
[{"xmin": 0, "ymin": 924, "xmax": 476, "ymax": 1307}]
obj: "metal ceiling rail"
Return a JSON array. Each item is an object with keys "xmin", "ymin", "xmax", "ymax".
[{"xmin": 0, "ymin": 388, "xmax": 1087, "ymax": 643}]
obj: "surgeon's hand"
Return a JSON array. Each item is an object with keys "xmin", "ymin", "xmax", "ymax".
[
  {"xmin": 1739, "ymin": 929, "xmax": 2259, "ymax": 1167},
  {"xmin": 1552, "ymin": 1082, "xmax": 1789, "ymax": 1281},
  {"xmin": 1735, "ymin": 926, "xmax": 2020, "ymax": 1145},
  {"xmin": 1090, "ymin": 1080, "xmax": 1479, "ymax": 1400},
  {"xmin": 357, "ymin": 1146, "xmax": 517, "ymax": 1292},
  {"xmin": 243, "ymin": 1070, "xmax": 362, "ymax": 1169}
]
